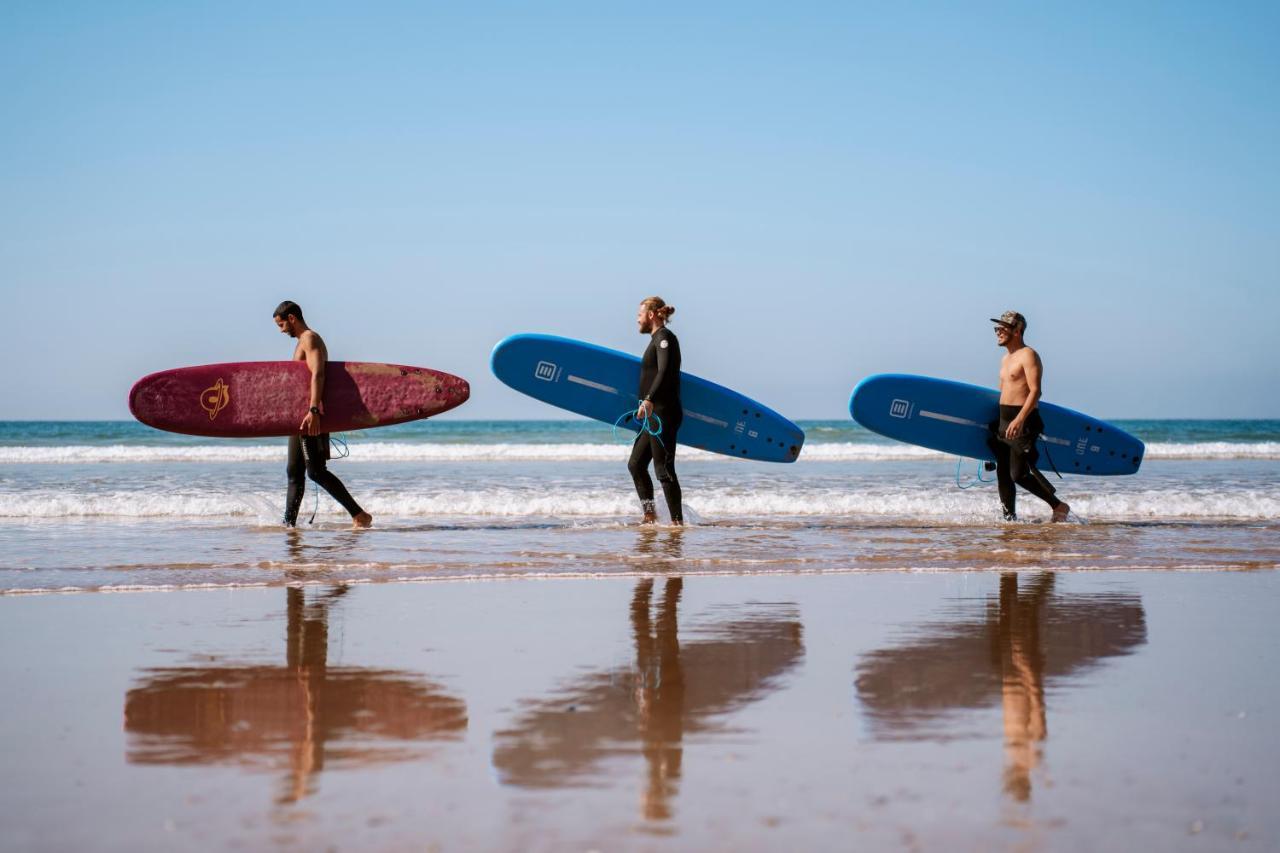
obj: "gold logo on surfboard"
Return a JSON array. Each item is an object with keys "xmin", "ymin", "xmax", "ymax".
[{"xmin": 201, "ymin": 379, "xmax": 230, "ymax": 420}]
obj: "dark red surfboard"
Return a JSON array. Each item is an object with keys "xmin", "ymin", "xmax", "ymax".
[{"xmin": 129, "ymin": 361, "xmax": 470, "ymax": 438}]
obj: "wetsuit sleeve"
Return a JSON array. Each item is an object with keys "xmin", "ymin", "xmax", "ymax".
[{"xmin": 643, "ymin": 334, "xmax": 676, "ymax": 400}]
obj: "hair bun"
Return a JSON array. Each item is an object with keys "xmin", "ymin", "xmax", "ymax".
[{"xmin": 663, "ymin": 305, "xmax": 676, "ymax": 318}]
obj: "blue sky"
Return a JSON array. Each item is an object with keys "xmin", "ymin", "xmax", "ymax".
[{"xmin": 3, "ymin": 2, "xmax": 1277, "ymax": 419}]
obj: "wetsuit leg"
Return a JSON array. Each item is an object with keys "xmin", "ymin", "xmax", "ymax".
[
  {"xmin": 1010, "ymin": 443, "xmax": 1060, "ymax": 509},
  {"xmin": 284, "ymin": 435, "xmax": 307, "ymax": 526},
  {"xmin": 650, "ymin": 419, "xmax": 682, "ymax": 523},
  {"xmin": 993, "ymin": 408, "xmax": 1061, "ymax": 517},
  {"xmin": 989, "ymin": 427, "xmax": 1018, "ymax": 520},
  {"xmin": 629, "ymin": 433, "xmax": 657, "ymax": 515},
  {"xmin": 303, "ymin": 434, "xmax": 364, "ymax": 517},
  {"xmin": 287, "ymin": 434, "xmax": 364, "ymax": 524}
]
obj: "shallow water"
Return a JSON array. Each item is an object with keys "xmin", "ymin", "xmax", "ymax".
[{"xmin": 2, "ymin": 420, "xmax": 1278, "ymax": 593}]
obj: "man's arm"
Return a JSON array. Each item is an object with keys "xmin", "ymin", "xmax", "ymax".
[
  {"xmin": 638, "ymin": 334, "xmax": 673, "ymax": 420},
  {"xmin": 299, "ymin": 334, "xmax": 328, "ymax": 436},
  {"xmin": 1006, "ymin": 350, "xmax": 1043, "ymax": 439}
]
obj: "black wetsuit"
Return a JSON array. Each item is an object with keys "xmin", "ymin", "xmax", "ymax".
[
  {"xmin": 284, "ymin": 433, "xmax": 364, "ymax": 526},
  {"xmin": 628, "ymin": 327, "xmax": 683, "ymax": 522},
  {"xmin": 988, "ymin": 404, "xmax": 1062, "ymax": 520}
]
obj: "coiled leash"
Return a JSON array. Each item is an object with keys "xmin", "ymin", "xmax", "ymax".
[
  {"xmin": 955, "ymin": 457, "xmax": 997, "ymax": 489},
  {"xmin": 613, "ymin": 408, "xmax": 664, "ymax": 448}
]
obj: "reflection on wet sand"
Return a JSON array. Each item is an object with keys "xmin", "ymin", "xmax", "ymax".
[
  {"xmin": 124, "ymin": 584, "xmax": 467, "ymax": 803},
  {"xmin": 856, "ymin": 572, "xmax": 1146, "ymax": 802},
  {"xmin": 494, "ymin": 530, "xmax": 804, "ymax": 822}
]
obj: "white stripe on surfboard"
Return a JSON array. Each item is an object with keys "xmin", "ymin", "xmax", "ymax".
[
  {"xmin": 684, "ymin": 410, "xmax": 728, "ymax": 428},
  {"xmin": 918, "ymin": 409, "xmax": 1083, "ymax": 450},
  {"xmin": 919, "ymin": 409, "xmax": 986, "ymax": 429},
  {"xmin": 920, "ymin": 410, "xmax": 1077, "ymax": 447},
  {"xmin": 566, "ymin": 375, "xmax": 619, "ymax": 395}
]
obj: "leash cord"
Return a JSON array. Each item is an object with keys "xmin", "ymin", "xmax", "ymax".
[
  {"xmin": 956, "ymin": 457, "xmax": 996, "ymax": 489},
  {"xmin": 614, "ymin": 408, "xmax": 664, "ymax": 447},
  {"xmin": 299, "ymin": 434, "xmax": 351, "ymax": 524},
  {"xmin": 1038, "ymin": 438, "xmax": 1064, "ymax": 479}
]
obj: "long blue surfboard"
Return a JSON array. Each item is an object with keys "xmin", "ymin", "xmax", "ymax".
[
  {"xmin": 492, "ymin": 334, "xmax": 804, "ymax": 462},
  {"xmin": 850, "ymin": 374, "xmax": 1144, "ymax": 475}
]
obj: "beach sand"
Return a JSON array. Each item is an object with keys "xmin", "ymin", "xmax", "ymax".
[{"xmin": 2, "ymin": 568, "xmax": 1277, "ymax": 851}]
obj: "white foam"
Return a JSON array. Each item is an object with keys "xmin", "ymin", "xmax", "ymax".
[
  {"xmin": 0, "ymin": 442, "xmax": 627, "ymax": 464},
  {"xmin": 3, "ymin": 440, "xmax": 1279, "ymax": 464},
  {"xmin": 0, "ymin": 444, "xmax": 287, "ymax": 464},
  {"xmin": 0, "ymin": 442, "xmax": 937, "ymax": 464},
  {"xmin": 1142, "ymin": 441, "xmax": 1280, "ymax": 460},
  {"xmin": 3, "ymin": 485, "xmax": 1277, "ymax": 521}
]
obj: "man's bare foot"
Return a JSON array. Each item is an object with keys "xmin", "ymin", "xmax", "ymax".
[
  {"xmin": 1051, "ymin": 503, "xmax": 1070, "ymax": 523},
  {"xmin": 641, "ymin": 511, "xmax": 658, "ymax": 525},
  {"xmin": 353, "ymin": 512, "xmax": 373, "ymax": 529}
]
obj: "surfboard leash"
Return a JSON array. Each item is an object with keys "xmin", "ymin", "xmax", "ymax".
[
  {"xmin": 295, "ymin": 434, "xmax": 352, "ymax": 525},
  {"xmin": 613, "ymin": 408, "xmax": 664, "ymax": 447},
  {"xmin": 297, "ymin": 437, "xmax": 320, "ymax": 525},
  {"xmin": 1037, "ymin": 439, "xmax": 1064, "ymax": 480},
  {"xmin": 955, "ymin": 457, "xmax": 996, "ymax": 489}
]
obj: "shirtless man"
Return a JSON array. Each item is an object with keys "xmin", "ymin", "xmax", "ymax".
[
  {"xmin": 989, "ymin": 311, "xmax": 1070, "ymax": 522},
  {"xmin": 273, "ymin": 301, "xmax": 373, "ymax": 529}
]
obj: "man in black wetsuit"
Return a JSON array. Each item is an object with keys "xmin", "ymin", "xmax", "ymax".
[
  {"xmin": 987, "ymin": 311, "xmax": 1070, "ymax": 522},
  {"xmin": 273, "ymin": 301, "xmax": 373, "ymax": 529},
  {"xmin": 628, "ymin": 297, "xmax": 683, "ymax": 525}
]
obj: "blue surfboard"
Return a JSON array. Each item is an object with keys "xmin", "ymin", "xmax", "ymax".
[
  {"xmin": 850, "ymin": 374, "xmax": 1144, "ymax": 475},
  {"xmin": 492, "ymin": 334, "xmax": 804, "ymax": 462}
]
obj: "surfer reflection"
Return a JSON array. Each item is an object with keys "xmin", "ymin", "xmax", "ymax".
[
  {"xmin": 282, "ymin": 526, "xmax": 366, "ymax": 578},
  {"xmin": 633, "ymin": 525, "xmax": 685, "ymax": 574},
  {"xmin": 123, "ymin": 585, "xmax": 467, "ymax": 804},
  {"xmin": 855, "ymin": 572, "xmax": 1146, "ymax": 802},
  {"xmin": 492, "ymin": 577, "xmax": 803, "ymax": 821}
]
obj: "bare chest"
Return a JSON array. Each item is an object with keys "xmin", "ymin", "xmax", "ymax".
[{"xmin": 1000, "ymin": 358, "xmax": 1027, "ymax": 386}]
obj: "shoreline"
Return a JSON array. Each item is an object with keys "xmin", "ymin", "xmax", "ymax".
[{"xmin": 2, "ymin": 559, "xmax": 1277, "ymax": 599}]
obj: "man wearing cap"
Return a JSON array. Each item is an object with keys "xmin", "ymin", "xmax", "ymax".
[{"xmin": 989, "ymin": 311, "xmax": 1070, "ymax": 522}]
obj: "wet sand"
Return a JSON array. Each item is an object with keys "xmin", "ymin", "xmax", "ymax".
[{"xmin": 2, "ymin": 569, "xmax": 1277, "ymax": 851}]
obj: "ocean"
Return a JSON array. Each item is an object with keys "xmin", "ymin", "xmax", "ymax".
[{"xmin": 2, "ymin": 419, "xmax": 1277, "ymax": 594}]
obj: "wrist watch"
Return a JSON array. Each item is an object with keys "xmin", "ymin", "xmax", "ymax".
[{"xmin": 309, "ymin": 406, "xmax": 320, "ymax": 415}]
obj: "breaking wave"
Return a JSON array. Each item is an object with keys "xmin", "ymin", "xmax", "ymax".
[
  {"xmin": 2, "ymin": 440, "xmax": 1279, "ymax": 464},
  {"xmin": 4, "ymin": 485, "xmax": 1277, "ymax": 521}
]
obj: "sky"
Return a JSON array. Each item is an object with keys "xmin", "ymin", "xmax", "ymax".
[{"xmin": 2, "ymin": 2, "xmax": 1277, "ymax": 420}]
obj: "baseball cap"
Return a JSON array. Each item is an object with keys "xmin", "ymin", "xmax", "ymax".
[{"xmin": 990, "ymin": 310, "xmax": 1027, "ymax": 331}]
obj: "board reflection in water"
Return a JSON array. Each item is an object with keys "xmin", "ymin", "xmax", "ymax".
[
  {"xmin": 856, "ymin": 570, "xmax": 1147, "ymax": 802},
  {"xmin": 123, "ymin": 585, "xmax": 468, "ymax": 804},
  {"xmin": 494, "ymin": 529, "xmax": 804, "ymax": 822}
]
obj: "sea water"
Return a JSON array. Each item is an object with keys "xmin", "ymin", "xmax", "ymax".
[{"xmin": 1, "ymin": 419, "xmax": 1277, "ymax": 593}]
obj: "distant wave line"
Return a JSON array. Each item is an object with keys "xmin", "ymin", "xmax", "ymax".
[{"xmin": 3, "ymin": 440, "xmax": 1280, "ymax": 464}]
